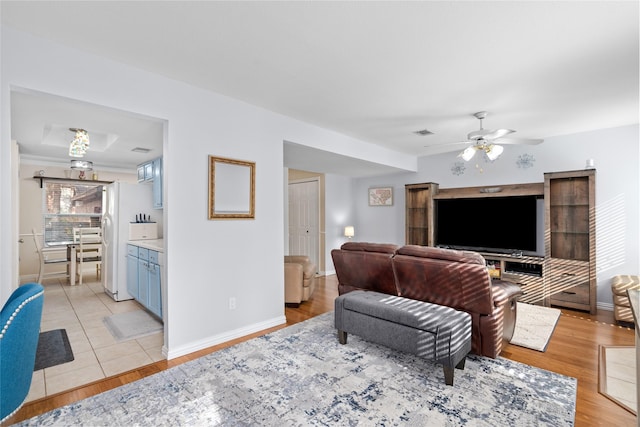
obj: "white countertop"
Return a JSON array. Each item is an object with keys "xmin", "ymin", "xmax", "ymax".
[{"xmin": 128, "ymin": 239, "xmax": 164, "ymax": 252}]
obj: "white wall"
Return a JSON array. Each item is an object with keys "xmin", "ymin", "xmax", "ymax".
[
  {"xmin": 324, "ymin": 173, "xmax": 355, "ymax": 274},
  {"xmin": 353, "ymin": 124, "xmax": 640, "ymax": 308},
  {"xmin": 0, "ymin": 27, "xmax": 413, "ymax": 358}
]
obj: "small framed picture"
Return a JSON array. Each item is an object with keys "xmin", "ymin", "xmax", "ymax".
[{"xmin": 369, "ymin": 187, "xmax": 393, "ymax": 206}]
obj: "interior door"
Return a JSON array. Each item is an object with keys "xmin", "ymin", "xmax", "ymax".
[{"xmin": 288, "ymin": 180, "xmax": 319, "ymax": 270}]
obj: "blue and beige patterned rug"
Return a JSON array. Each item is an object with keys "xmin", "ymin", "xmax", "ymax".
[{"xmin": 19, "ymin": 312, "xmax": 576, "ymax": 426}]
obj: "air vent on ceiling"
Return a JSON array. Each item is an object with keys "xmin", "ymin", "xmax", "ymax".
[
  {"xmin": 414, "ymin": 129, "xmax": 434, "ymax": 136},
  {"xmin": 131, "ymin": 147, "xmax": 151, "ymax": 153}
]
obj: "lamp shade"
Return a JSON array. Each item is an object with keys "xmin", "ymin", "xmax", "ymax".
[
  {"xmin": 486, "ymin": 144, "xmax": 504, "ymax": 161},
  {"xmin": 459, "ymin": 146, "xmax": 476, "ymax": 161},
  {"xmin": 344, "ymin": 226, "xmax": 355, "ymax": 238}
]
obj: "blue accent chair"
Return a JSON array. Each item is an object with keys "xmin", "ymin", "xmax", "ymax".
[{"xmin": 0, "ymin": 283, "xmax": 44, "ymax": 423}]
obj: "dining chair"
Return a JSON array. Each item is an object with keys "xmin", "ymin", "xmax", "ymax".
[
  {"xmin": 0, "ymin": 283, "xmax": 45, "ymax": 422},
  {"xmin": 73, "ymin": 227, "xmax": 103, "ymax": 285},
  {"xmin": 31, "ymin": 228, "xmax": 69, "ymax": 283}
]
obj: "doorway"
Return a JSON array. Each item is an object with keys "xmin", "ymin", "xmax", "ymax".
[
  {"xmin": 10, "ymin": 87, "xmax": 167, "ymax": 400},
  {"xmin": 288, "ymin": 179, "xmax": 320, "ymax": 271}
]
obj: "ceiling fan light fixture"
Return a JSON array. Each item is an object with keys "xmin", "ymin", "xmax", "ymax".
[
  {"xmin": 485, "ymin": 144, "xmax": 504, "ymax": 161},
  {"xmin": 459, "ymin": 146, "xmax": 477, "ymax": 161}
]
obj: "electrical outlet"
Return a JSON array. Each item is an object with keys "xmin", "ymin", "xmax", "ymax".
[{"xmin": 229, "ymin": 297, "xmax": 237, "ymax": 310}]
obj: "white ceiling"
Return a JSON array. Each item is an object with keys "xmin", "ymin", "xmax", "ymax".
[
  {"xmin": 11, "ymin": 88, "xmax": 165, "ymax": 170},
  {"xmin": 3, "ymin": 1, "xmax": 639, "ymax": 175}
]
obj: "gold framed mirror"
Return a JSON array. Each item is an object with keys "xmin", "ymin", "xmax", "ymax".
[{"xmin": 208, "ymin": 155, "xmax": 255, "ymax": 219}]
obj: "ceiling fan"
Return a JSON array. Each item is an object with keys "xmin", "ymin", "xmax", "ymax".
[{"xmin": 456, "ymin": 111, "xmax": 543, "ymax": 161}]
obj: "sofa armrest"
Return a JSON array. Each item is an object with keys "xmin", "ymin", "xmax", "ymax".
[
  {"xmin": 285, "ymin": 255, "xmax": 310, "ymax": 264},
  {"xmin": 284, "ymin": 263, "xmax": 304, "ymax": 304},
  {"xmin": 491, "ymin": 280, "xmax": 523, "ymax": 307}
]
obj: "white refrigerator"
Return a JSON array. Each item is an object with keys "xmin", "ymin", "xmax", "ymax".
[{"xmin": 102, "ymin": 182, "xmax": 156, "ymax": 301}]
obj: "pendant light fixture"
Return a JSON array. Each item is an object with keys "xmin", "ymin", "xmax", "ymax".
[
  {"xmin": 68, "ymin": 128, "xmax": 90, "ymax": 157},
  {"xmin": 70, "ymin": 159, "xmax": 93, "ymax": 171}
]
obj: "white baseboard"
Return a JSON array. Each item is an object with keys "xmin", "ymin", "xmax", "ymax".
[
  {"xmin": 165, "ymin": 315, "xmax": 287, "ymax": 359},
  {"xmin": 597, "ymin": 302, "xmax": 614, "ymax": 312}
]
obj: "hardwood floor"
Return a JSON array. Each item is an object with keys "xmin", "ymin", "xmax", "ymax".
[{"xmin": 6, "ymin": 275, "xmax": 636, "ymax": 426}]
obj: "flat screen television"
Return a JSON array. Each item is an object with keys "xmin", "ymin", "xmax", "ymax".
[{"xmin": 434, "ymin": 195, "xmax": 544, "ymax": 256}]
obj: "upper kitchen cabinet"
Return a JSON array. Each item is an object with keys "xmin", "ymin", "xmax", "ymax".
[
  {"xmin": 137, "ymin": 161, "xmax": 154, "ymax": 183},
  {"xmin": 137, "ymin": 157, "xmax": 163, "ymax": 209},
  {"xmin": 152, "ymin": 158, "xmax": 162, "ymax": 209}
]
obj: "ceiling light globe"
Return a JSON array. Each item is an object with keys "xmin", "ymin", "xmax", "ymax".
[{"xmin": 459, "ymin": 146, "xmax": 476, "ymax": 161}]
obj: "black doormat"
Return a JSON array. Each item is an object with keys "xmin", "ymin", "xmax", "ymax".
[{"xmin": 34, "ymin": 329, "xmax": 74, "ymax": 371}]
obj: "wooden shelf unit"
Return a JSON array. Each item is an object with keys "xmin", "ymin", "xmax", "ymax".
[
  {"xmin": 482, "ymin": 253, "xmax": 546, "ymax": 305},
  {"xmin": 404, "ymin": 176, "xmax": 597, "ymax": 312},
  {"xmin": 33, "ymin": 175, "xmax": 113, "ymax": 188},
  {"xmin": 544, "ymin": 169, "xmax": 596, "ymax": 313},
  {"xmin": 405, "ymin": 182, "xmax": 438, "ymax": 246}
]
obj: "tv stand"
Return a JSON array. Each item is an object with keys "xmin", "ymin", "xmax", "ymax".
[
  {"xmin": 405, "ymin": 172, "xmax": 596, "ymax": 313},
  {"xmin": 481, "ymin": 253, "xmax": 546, "ymax": 304}
]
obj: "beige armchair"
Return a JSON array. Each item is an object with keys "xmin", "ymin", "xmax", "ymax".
[{"xmin": 284, "ymin": 255, "xmax": 317, "ymax": 305}]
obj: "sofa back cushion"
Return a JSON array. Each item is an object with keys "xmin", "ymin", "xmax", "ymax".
[
  {"xmin": 396, "ymin": 245, "xmax": 486, "ymax": 265},
  {"xmin": 393, "ymin": 246, "xmax": 495, "ymax": 315},
  {"xmin": 331, "ymin": 242, "xmax": 400, "ymax": 296}
]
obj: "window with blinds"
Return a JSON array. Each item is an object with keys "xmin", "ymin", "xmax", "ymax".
[{"xmin": 43, "ymin": 180, "xmax": 104, "ymax": 246}]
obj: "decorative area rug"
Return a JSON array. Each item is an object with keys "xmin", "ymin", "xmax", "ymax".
[
  {"xmin": 19, "ymin": 312, "xmax": 577, "ymax": 426},
  {"xmin": 599, "ymin": 345, "xmax": 636, "ymax": 415},
  {"xmin": 103, "ymin": 309, "xmax": 163, "ymax": 342},
  {"xmin": 34, "ymin": 329, "xmax": 74, "ymax": 371},
  {"xmin": 510, "ymin": 302, "xmax": 561, "ymax": 352}
]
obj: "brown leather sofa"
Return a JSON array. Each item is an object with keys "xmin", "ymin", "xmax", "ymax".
[
  {"xmin": 331, "ymin": 242, "xmax": 523, "ymax": 358},
  {"xmin": 284, "ymin": 255, "xmax": 317, "ymax": 305}
]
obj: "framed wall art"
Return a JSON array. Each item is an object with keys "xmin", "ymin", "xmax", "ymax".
[
  {"xmin": 368, "ymin": 186, "xmax": 393, "ymax": 206},
  {"xmin": 208, "ymin": 155, "xmax": 255, "ymax": 219}
]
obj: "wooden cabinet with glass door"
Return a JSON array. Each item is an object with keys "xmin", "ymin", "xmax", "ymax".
[
  {"xmin": 405, "ymin": 183, "xmax": 438, "ymax": 246},
  {"xmin": 544, "ymin": 169, "xmax": 596, "ymax": 313}
]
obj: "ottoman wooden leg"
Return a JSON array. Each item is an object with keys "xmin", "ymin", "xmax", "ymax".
[
  {"xmin": 443, "ymin": 357, "xmax": 467, "ymax": 386},
  {"xmin": 338, "ymin": 330, "xmax": 348, "ymax": 344},
  {"xmin": 443, "ymin": 366, "xmax": 454, "ymax": 386}
]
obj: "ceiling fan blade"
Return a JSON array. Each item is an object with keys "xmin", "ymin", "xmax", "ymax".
[
  {"xmin": 467, "ymin": 128, "xmax": 514, "ymax": 141},
  {"xmin": 426, "ymin": 141, "xmax": 472, "ymax": 148},
  {"xmin": 422, "ymin": 141, "xmax": 472, "ymax": 155},
  {"xmin": 495, "ymin": 137, "xmax": 544, "ymax": 145}
]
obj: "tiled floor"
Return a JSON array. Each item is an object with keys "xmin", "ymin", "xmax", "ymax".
[{"xmin": 26, "ymin": 276, "xmax": 165, "ymax": 403}]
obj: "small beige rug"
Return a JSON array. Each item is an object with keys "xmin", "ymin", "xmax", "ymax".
[
  {"xmin": 599, "ymin": 345, "xmax": 637, "ymax": 415},
  {"xmin": 509, "ymin": 302, "xmax": 561, "ymax": 352},
  {"xmin": 104, "ymin": 310, "xmax": 163, "ymax": 342}
]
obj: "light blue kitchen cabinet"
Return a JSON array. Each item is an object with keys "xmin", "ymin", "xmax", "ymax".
[
  {"xmin": 137, "ymin": 248, "xmax": 150, "ymax": 308},
  {"xmin": 147, "ymin": 252, "xmax": 162, "ymax": 318},
  {"xmin": 126, "ymin": 245, "xmax": 139, "ymax": 299},
  {"xmin": 137, "ymin": 165, "xmax": 146, "ymax": 182},
  {"xmin": 126, "ymin": 244, "xmax": 163, "ymax": 320},
  {"xmin": 152, "ymin": 157, "xmax": 162, "ymax": 209},
  {"xmin": 136, "ymin": 157, "xmax": 163, "ymax": 209}
]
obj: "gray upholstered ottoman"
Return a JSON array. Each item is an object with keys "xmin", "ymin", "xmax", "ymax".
[{"xmin": 335, "ymin": 290, "xmax": 472, "ymax": 386}]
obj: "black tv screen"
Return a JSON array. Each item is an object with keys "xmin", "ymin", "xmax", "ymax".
[{"xmin": 435, "ymin": 196, "xmax": 541, "ymax": 255}]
